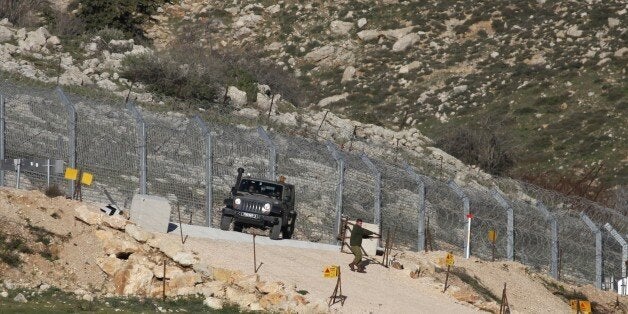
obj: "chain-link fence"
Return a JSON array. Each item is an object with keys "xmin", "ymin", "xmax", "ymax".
[{"xmin": 0, "ymin": 81, "xmax": 625, "ymax": 289}]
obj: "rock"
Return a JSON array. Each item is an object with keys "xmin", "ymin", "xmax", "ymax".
[
  {"xmin": 213, "ymin": 267, "xmax": 244, "ymax": 284},
  {"xmin": 249, "ymin": 302, "xmax": 263, "ymax": 311},
  {"xmin": 357, "ymin": 30, "xmax": 380, "ymax": 41},
  {"xmin": 192, "ymin": 263, "xmax": 214, "ymax": 279},
  {"xmin": 614, "ymin": 47, "xmax": 628, "ymax": 58},
  {"xmin": 257, "ymin": 281, "xmax": 284, "ymax": 294},
  {"xmin": 234, "ymin": 274, "xmax": 259, "ymax": 293},
  {"xmin": 259, "ymin": 292, "xmax": 286, "ymax": 309},
  {"xmin": 341, "ymin": 66, "xmax": 356, "ymax": 83},
  {"xmin": 392, "ymin": 33, "xmax": 420, "ymax": 52},
  {"xmin": 153, "ymin": 263, "xmax": 183, "ymax": 279},
  {"xmin": 156, "ymin": 238, "xmax": 183, "ymax": 258},
  {"xmin": 0, "ymin": 25, "xmax": 13, "ymax": 43},
  {"xmin": 235, "ymin": 14, "xmax": 263, "ymax": 28},
  {"xmin": 113, "ymin": 263, "xmax": 154, "ymax": 295},
  {"xmin": 453, "ymin": 85, "xmax": 468, "ymax": 94},
  {"xmin": 0, "ymin": 291, "xmax": 7, "ymax": 298},
  {"xmin": 565, "ymin": 25, "xmax": 582, "ymax": 37},
  {"xmin": 203, "ymin": 296, "xmax": 223, "ymax": 310},
  {"xmin": 227, "ymin": 86, "xmax": 247, "ymax": 108},
  {"xmin": 13, "ymin": 293, "xmax": 27, "ymax": 303},
  {"xmin": 125, "ymin": 224, "xmax": 153, "ymax": 243},
  {"xmin": 399, "ymin": 61, "xmax": 421, "ymax": 74},
  {"xmin": 225, "ymin": 287, "xmax": 257, "ymax": 308},
  {"xmin": 94, "ymin": 229, "xmax": 140, "ymax": 256},
  {"xmin": 256, "ymin": 91, "xmax": 280, "ymax": 112},
  {"xmin": 608, "ymin": 17, "xmax": 620, "ymax": 28},
  {"xmin": 317, "ymin": 93, "xmax": 349, "ymax": 107},
  {"xmin": 172, "ymin": 251, "xmax": 197, "ymax": 267},
  {"xmin": 357, "ymin": 18, "xmax": 367, "ymax": 28},
  {"xmin": 382, "ymin": 26, "xmax": 414, "ymax": 40},
  {"xmin": 46, "ymin": 36, "xmax": 61, "ymax": 46},
  {"xmin": 270, "ymin": 112, "xmax": 298, "ymax": 126},
  {"xmin": 82, "ymin": 294, "xmax": 94, "ymax": 302},
  {"xmin": 18, "ymin": 27, "xmax": 49, "ymax": 52},
  {"xmin": 234, "ymin": 107, "xmax": 259, "ymax": 119},
  {"xmin": 103, "ymin": 214, "xmax": 128, "ymax": 230},
  {"xmin": 197, "ymin": 281, "xmax": 226, "ymax": 298},
  {"xmin": 108, "ymin": 39, "xmax": 133, "ymax": 52},
  {"xmin": 39, "ymin": 284, "xmax": 50, "ymax": 291},
  {"xmin": 391, "ymin": 260, "xmax": 404, "ymax": 270},
  {"xmin": 169, "ymin": 271, "xmax": 202, "ymax": 293},
  {"xmin": 75, "ymin": 204, "xmax": 103, "ymax": 225},
  {"xmin": 97, "ymin": 256, "xmax": 126, "ymax": 276},
  {"xmin": 0, "ymin": 18, "xmax": 11, "ymax": 27},
  {"xmin": 58, "ymin": 67, "xmax": 93, "ymax": 86},
  {"xmin": 330, "ymin": 20, "xmax": 353, "ymax": 35},
  {"xmin": 303, "ymin": 45, "xmax": 335, "ymax": 63}
]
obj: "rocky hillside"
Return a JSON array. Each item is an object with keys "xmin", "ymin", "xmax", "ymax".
[
  {"xmin": 145, "ymin": 0, "xmax": 627, "ymax": 195},
  {"xmin": 1, "ymin": 187, "xmax": 626, "ymax": 313}
]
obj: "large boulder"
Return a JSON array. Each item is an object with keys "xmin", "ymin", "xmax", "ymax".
[
  {"xmin": 74, "ymin": 204, "xmax": 103, "ymax": 225},
  {"xmin": 0, "ymin": 25, "xmax": 13, "ymax": 43},
  {"xmin": 18, "ymin": 27, "xmax": 49, "ymax": 52},
  {"xmin": 94, "ymin": 229, "xmax": 141, "ymax": 256},
  {"xmin": 125, "ymin": 224, "xmax": 153, "ymax": 243},
  {"xmin": 330, "ymin": 20, "xmax": 353, "ymax": 35},
  {"xmin": 113, "ymin": 263, "xmax": 154, "ymax": 295},
  {"xmin": 392, "ymin": 33, "xmax": 420, "ymax": 52},
  {"xmin": 227, "ymin": 86, "xmax": 247, "ymax": 108}
]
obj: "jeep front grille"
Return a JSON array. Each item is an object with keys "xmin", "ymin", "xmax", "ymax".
[{"xmin": 241, "ymin": 200, "xmax": 265, "ymax": 213}]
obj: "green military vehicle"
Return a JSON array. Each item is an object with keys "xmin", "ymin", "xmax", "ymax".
[{"xmin": 220, "ymin": 168, "xmax": 297, "ymax": 240}]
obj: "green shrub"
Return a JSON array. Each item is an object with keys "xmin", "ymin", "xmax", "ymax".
[
  {"xmin": 0, "ymin": 0, "xmax": 49, "ymax": 27},
  {"xmin": 71, "ymin": 0, "xmax": 170, "ymax": 39}
]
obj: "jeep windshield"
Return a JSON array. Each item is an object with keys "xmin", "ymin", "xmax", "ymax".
[{"xmin": 238, "ymin": 179, "xmax": 283, "ymax": 200}]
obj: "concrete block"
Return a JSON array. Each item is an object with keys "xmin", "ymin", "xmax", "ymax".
[
  {"xmin": 344, "ymin": 220, "xmax": 380, "ymax": 257},
  {"xmin": 130, "ymin": 194, "xmax": 171, "ymax": 233}
]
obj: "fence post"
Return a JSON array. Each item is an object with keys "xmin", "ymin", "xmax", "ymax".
[
  {"xmin": 326, "ymin": 141, "xmax": 345, "ymax": 242},
  {"xmin": 56, "ymin": 87, "xmax": 76, "ymax": 196},
  {"xmin": 126, "ymin": 101, "xmax": 147, "ymax": 194},
  {"xmin": 360, "ymin": 153, "xmax": 381, "ymax": 230},
  {"xmin": 491, "ymin": 188, "xmax": 514, "ymax": 261},
  {"xmin": 257, "ymin": 126, "xmax": 276, "ymax": 180},
  {"xmin": 536, "ymin": 202, "xmax": 559, "ymax": 279},
  {"xmin": 403, "ymin": 162, "xmax": 426, "ymax": 252},
  {"xmin": 0, "ymin": 94, "xmax": 5, "ymax": 186},
  {"xmin": 603, "ymin": 223, "xmax": 628, "ymax": 278},
  {"xmin": 448, "ymin": 180, "xmax": 470, "ymax": 256},
  {"xmin": 580, "ymin": 212, "xmax": 603, "ymax": 289},
  {"xmin": 194, "ymin": 116, "xmax": 213, "ymax": 227}
]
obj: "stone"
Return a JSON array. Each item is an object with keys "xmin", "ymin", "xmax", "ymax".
[
  {"xmin": 614, "ymin": 47, "xmax": 628, "ymax": 58},
  {"xmin": 0, "ymin": 18, "xmax": 11, "ymax": 27},
  {"xmin": 95, "ymin": 229, "xmax": 141, "ymax": 256},
  {"xmin": 153, "ymin": 264, "xmax": 183, "ymax": 279},
  {"xmin": 192, "ymin": 263, "xmax": 213, "ymax": 279},
  {"xmin": 125, "ymin": 224, "xmax": 153, "ymax": 243},
  {"xmin": 97, "ymin": 256, "xmax": 126, "ymax": 277},
  {"xmin": 453, "ymin": 85, "xmax": 468, "ymax": 94},
  {"xmin": 341, "ymin": 66, "xmax": 356, "ymax": 83},
  {"xmin": 18, "ymin": 27, "xmax": 49, "ymax": 52},
  {"xmin": 103, "ymin": 214, "xmax": 128, "ymax": 230},
  {"xmin": 303, "ymin": 45, "xmax": 335, "ymax": 63},
  {"xmin": 392, "ymin": 33, "xmax": 420, "ymax": 52},
  {"xmin": 398, "ymin": 61, "xmax": 421, "ymax": 74},
  {"xmin": 565, "ymin": 26, "xmax": 582, "ymax": 37},
  {"xmin": 213, "ymin": 267, "xmax": 244, "ymax": 284},
  {"xmin": 227, "ymin": 86, "xmax": 247, "ymax": 108},
  {"xmin": 82, "ymin": 294, "xmax": 94, "ymax": 302},
  {"xmin": 113, "ymin": 263, "xmax": 154, "ymax": 295},
  {"xmin": 256, "ymin": 281, "xmax": 284, "ymax": 294},
  {"xmin": 234, "ymin": 14, "xmax": 263, "ymax": 28},
  {"xmin": 108, "ymin": 39, "xmax": 133, "ymax": 52},
  {"xmin": 97, "ymin": 78, "xmax": 119, "ymax": 91},
  {"xmin": 357, "ymin": 18, "xmax": 367, "ymax": 28},
  {"xmin": 13, "ymin": 293, "xmax": 27, "ymax": 303},
  {"xmin": 58, "ymin": 67, "xmax": 93, "ymax": 86},
  {"xmin": 234, "ymin": 274, "xmax": 259, "ymax": 293},
  {"xmin": 270, "ymin": 112, "xmax": 298, "ymax": 127},
  {"xmin": 75, "ymin": 204, "xmax": 103, "ymax": 225},
  {"xmin": 129, "ymin": 194, "xmax": 172, "ymax": 233},
  {"xmin": 330, "ymin": 20, "xmax": 353, "ymax": 35},
  {"xmin": 203, "ymin": 296, "xmax": 223, "ymax": 310},
  {"xmin": 172, "ymin": 251, "xmax": 197, "ymax": 267},
  {"xmin": 168, "ymin": 271, "xmax": 202, "ymax": 292},
  {"xmin": 225, "ymin": 287, "xmax": 257, "ymax": 308},
  {"xmin": 608, "ymin": 18, "xmax": 620, "ymax": 28},
  {"xmin": 357, "ymin": 30, "xmax": 380, "ymax": 41},
  {"xmin": 382, "ymin": 26, "xmax": 414, "ymax": 40},
  {"xmin": 249, "ymin": 302, "xmax": 263, "ymax": 311},
  {"xmin": 0, "ymin": 25, "xmax": 13, "ymax": 43},
  {"xmin": 259, "ymin": 292, "xmax": 286, "ymax": 309},
  {"xmin": 198, "ymin": 281, "xmax": 226, "ymax": 298},
  {"xmin": 234, "ymin": 108, "xmax": 259, "ymax": 119},
  {"xmin": 46, "ymin": 36, "xmax": 61, "ymax": 46},
  {"xmin": 317, "ymin": 93, "xmax": 349, "ymax": 107},
  {"xmin": 0, "ymin": 291, "xmax": 7, "ymax": 298}
]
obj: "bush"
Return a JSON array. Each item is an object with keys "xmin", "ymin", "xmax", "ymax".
[
  {"xmin": 436, "ymin": 125, "xmax": 515, "ymax": 175},
  {"xmin": 71, "ymin": 0, "xmax": 170, "ymax": 39},
  {"xmin": 0, "ymin": 0, "xmax": 49, "ymax": 27}
]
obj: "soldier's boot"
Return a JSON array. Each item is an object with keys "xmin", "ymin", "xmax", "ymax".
[{"xmin": 348, "ymin": 263, "xmax": 355, "ymax": 272}]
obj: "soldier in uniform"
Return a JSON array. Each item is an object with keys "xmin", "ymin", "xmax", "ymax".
[{"xmin": 348, "ymin": 219, "xmax": 379, "ymax": 273}]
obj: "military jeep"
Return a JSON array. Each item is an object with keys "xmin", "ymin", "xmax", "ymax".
[{"xmin": 220, "ymin": 168, "xmax": 296, "ymax": 240}]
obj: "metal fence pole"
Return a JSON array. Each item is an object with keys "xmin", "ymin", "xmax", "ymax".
[
  {"xmin": 194, "ymin": 116, "xmax": 213, "ymax": 227},
  {"xmin": 580, "ymin": 212, "xmax": 603, "ymax": 289},
  {"xmin": 56, "ymin": 87, "xmax": 76, "ymax": 196},
  {"xmin": 257, "ymin": 126, "xmax": 276, "ymax": 180},
  {"xmin": 0, "ymin": 94, "xmax": 5, "ymax": 186},
  {"xmin": 404, "ymin": 162, "xmax": 426, "ymax": 252},
  {"xmin": 491, "ymin": 188, "xmax": 514, "ymax": 261},
  {"xmin": 326, "ymin": 141, "xmax": 345, "ymax": 241},
  {"xmin": 448, "ymin": 180, "xmax": 470, "ymax": 255},
  {"xmin": 604, "ymin": 223, "xmax": 628, "ymax": 278},
  {"xmin": 360, "ymin": 153, "xmax": 381, "ymax": 229},
  {"xmin": 536, "ymin": 202, "xmax": 559, "ymax": 279},
  {"xmin": 126, "ymin": 101, "xmax": 147, "ymax": 194}
]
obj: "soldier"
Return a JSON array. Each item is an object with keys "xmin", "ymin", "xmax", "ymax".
[{"xmin": 348, "ymin": 219, "xmax": 379, "ymax": 273}]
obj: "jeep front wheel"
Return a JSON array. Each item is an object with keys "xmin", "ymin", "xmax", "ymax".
[
  {"xmin": 220, "ymin": 215, "xmax": 232, "ymax": 231},
  {"xmin": 269, "ymin": 218, "xmax": 282, "ymax": 240}
]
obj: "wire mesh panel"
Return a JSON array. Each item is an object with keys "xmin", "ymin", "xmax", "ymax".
[
  {"xmin": 422, "ymin": 176, "xmax": 465, "ymax": 253},
  {"xmin": 342, "ymin": 151, "xmax": 375, "ymax": 224},
  {"xmin": 465, "ymin": 186, "xmax": 509, "ymax": 261},
  {"xmin": 69, "ymin": 90, "xmax": 138, "ymax": 207},
  {"xmin": 142, "ymin": 111, "xmax": 206, "ymax": 225},
  {"xmin": 603, "ymin": 231, "xmax": 624, "ymax": 282},
  {"xmin": 376, "ymin": 159, "xmax": 421, "ymax": 251},
  {"xmin": 272, "ymin": 132, "xmax": 337, "ymax": 243},
  {"xmin": 1, "ymin": 86, "xmax": 67, "ymax": 190}
]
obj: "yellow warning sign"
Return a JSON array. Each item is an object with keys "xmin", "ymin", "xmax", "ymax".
[
  {"xmin": 64, "ymin": 167, "xmax": 78, "ymax": 180},
  {"xmin": 579, "ymin": 300, "xmax": 591, "ymax": 314},
  {"xmin": 445, "ymin": 252, "xmax": 454, "ymax": 266},
  {"xmin": 488, "ymin": 230, "xmax": 497, "ymax": 243},
  {"xmin": 323, "ymin": 265, "xmax": 339, "ymax": 278},
  {"xmin": 81, "ymin": 172, "xmax": 93, "ymax": 186}
]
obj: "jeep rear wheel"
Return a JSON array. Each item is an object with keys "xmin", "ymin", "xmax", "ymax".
[
  {"xmin": 269, "ymin": 218, "xmax": 282, "ymax": 240},
  {"xmin": 282, "ymin": 212, "xmax": 297, "ymax": 239},
  {"xmin": 220, "ymin": 215, "xmax": 232, "ymax": 231}
]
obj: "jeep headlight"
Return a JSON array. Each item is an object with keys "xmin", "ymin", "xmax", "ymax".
[
  {"xmin": 262, "ymin": 203, "xmax": 271, "ymax": 214},
  {"xmin": 234, "ymin": 198, "xmax": 242, "ymax": 209}
]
